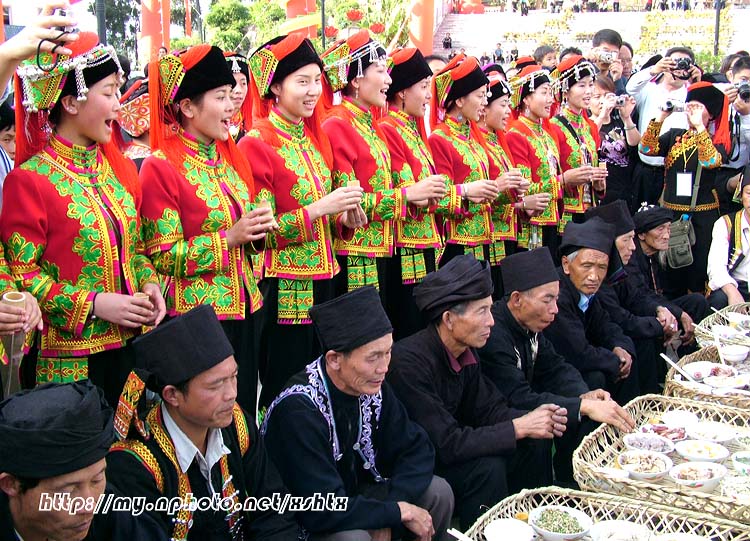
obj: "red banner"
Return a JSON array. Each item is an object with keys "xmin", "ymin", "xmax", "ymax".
[{"xmin": 184, "ymin": 0, "xmax": 192, "ymax": 37}]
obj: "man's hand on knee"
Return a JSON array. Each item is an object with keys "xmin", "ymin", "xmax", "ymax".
[{"xmin": 397, "ymin": 502, "xmax": 434, "ymax": 541}]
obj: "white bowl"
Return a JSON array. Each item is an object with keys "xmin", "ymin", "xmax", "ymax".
[
  {"xmin": 669, "ymin": 461, "xmax": 727, "ymax": 493},
  {"xmin": 733, "ymin": 431, "xmax": 750, "ymax": 450},
  {"xmin": 713, "ymin": 324, "xmax": 741, "ymax": 339},
  {"xmin": 732, "ymin": 451, "xmax": 750, "ymax": 475},
  {"xmin": 682, "ymin": 361, "xmax": 736, "ymax": 381},
  {"xmin": 484, "ymin": 518, "xmax": 534, "ymax": 541},
  {"xmin": 723, "ymin": 312, "xmax": 750, "ymax": 329},
  {"xmin": 660, "ymin": 410, "xmax": 699, "ymax": 428},
  {"xmin": 703, "ymin": 374, "xmax": 750, "ymax": 389},
  {"xmin": 720, "ymin": 344, "xmax": 750, "ymax": 363},
  {"xmin": 687, "ymin": 421, "xmax": 738, "ymax": 443},
  {"xmin": 590, "ymin": 520, "xmax": 652, "ymax": 541},
  {"xmin": 617, "ymin": 450, "xmax": 673, "ymax": 481},
  {"xmin": 674, "ymin": 439, "xmax": 729, "ymax": 462},
  {"xmin": 529, "ymin": 505, "xmax": 592, "ymax": 541},
  {"xmin": 623, "ymin": 433, "xmax": 675, "ymax": 454}
]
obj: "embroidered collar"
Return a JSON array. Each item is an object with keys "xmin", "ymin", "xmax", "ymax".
[
  {"xmin": 162, "ymin": 403, "xmax": 231, "ymax": 483},
  {"xmin": 269, "ymin": 107, "xmax": 305, "ymax": 141},
  {"xmin": 178, "ymin": 128, "xmax": 219, "ymax": 164},
  {"xmin": 342, "ymin": 97, "xmax": 373, "ymax": 127},
  {"xmin": 562, "ymin": 106, "xmax": 585, "ymax": 127},
  {"xmin": 48, "ymin": 134, "xmax": 100, "ymax": 178},
  {"xmin": 445, "ymin": 115, "xmax": 471, "ymax": 138},
  {"xmin": 519, "ymin": 114, "xmax": 545, "ymax": 135}
]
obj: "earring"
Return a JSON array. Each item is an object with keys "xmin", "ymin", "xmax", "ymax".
[
  {"xmin": 524, "ymin": 106, "xmax": 530, "ymax": 116},
  {"xmin": 355, "ymin": 87, "xmax": 359, "ymax": 100},
  {"xmin": 457, "ymin": 111, "xmax": 464, "ymax": 123},
  {"xmin": 400, "ymin": 93, "xmax": 405, "ymax": 111},
  {"xmin": 275, "ymin": 95, "xmax": 279, "ymax": 105}
]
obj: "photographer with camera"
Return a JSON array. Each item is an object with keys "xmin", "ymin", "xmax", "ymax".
[
  {"xmin": 716, "ymin": 56, "xmax": 750, "ymax": 213},
  {"xmin": 589, "ymin": 76, "xmax": 641, "ymax": 210},
  {"xmin": 588, "ymin": 29, "xmax": 627, "ymax": 94},
  {"xmin": 627, "ymin": 47, "xmax": 701, "ymax": 205},
  {"xmin": 639, "ymin": 82, "xmax": 730, "ymax": 298}
]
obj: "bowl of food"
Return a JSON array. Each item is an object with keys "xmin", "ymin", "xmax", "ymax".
[
  {"xmin": 617, "ymin": 450, "xmax": 673, "ymax": 481},
  {"xmin": 682, "ymin": 361, "xmax": 736, "ymax": 381},
  {"xmin": 732, "ymin": 451, "xmax": 750, "ymax": 475},
  {"xmin": 723, "ymin": 312, "xmax": 750, "ymax": 330},
  {"xmin": 734, "ymin": 431, "xmax": 750, "ymax": 450},
  {"xmin": 720, "ymin": 344, "xmax": 750, "ymax": 364},
  {"xmin": 687, "ymin": 421, "xmax": 737, "ymax": 443},
  {"xmin": 590, "ymin": 520, "xmax": 652, "ymax": 541},
  {"xmin": 674, "ymin": 439, "xmax": 729, "ymax": 462},
  {"xmin": 669, "ymin": 462, "xmax": 727, "ymax": 493},
  {"xmin": 639, "ymin": 424, "xmax": 687, "ymax": 442},
  {"xmin": 484, "ymin": 518, "xmax": 534, "ymax": 541},
  {"xmin": 529, "ymin": 506, "xmax": 592, "ymax": 541},
  {"xmin": 713, "ymin": 324, "xmax": 741, "ymax": 340},
  {"xmin": 623, "ymin": 433, "xmax": 675, "ymax": 454},
  {"xmin": 660, "ymin": 410, "xmax": 699, "ymax": 428}
]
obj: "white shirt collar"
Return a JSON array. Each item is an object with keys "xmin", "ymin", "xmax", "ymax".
[{"xmin": 161, "ymin": 403, "xmax": 231, "ymax": 492}]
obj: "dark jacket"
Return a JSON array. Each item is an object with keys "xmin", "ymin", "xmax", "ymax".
[
  {"xmin": 620, "ymin": 243, "xmax": 683, "ymax": 319},
  {"xmin": 598, "ymin": 282, "xmax": 664, "ymax": 339},
  {"xmin": 479, "ymin": 301, "xmax": 590, "ymax": 424},
  {"xmin": 388, "ymin": 325, "xmax": 526, "ymax": 466}
]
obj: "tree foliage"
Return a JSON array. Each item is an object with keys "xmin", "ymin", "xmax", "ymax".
[
  {"xmin": 244, "ymin": 0, "xmax": 286, "ymax": 53},
  {"xmin": 90, "ymin": 0, "xmax": 140, "ymax": 57},
  {"xmin": 205, "ymin": 0, "xmax": 252, "ymax": 51}
]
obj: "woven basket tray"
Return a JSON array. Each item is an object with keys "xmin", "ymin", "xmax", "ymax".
[
  {"xmin": 695, "ymin": 302, "xmax": 750, "ymax": 348},
  {"xmin": 663, "ymin": 346, "xmax": 750, "ymax": 410},
  {"xmin": 464, "ymin": 487, "xmax": 750, "ymax": 540},
  {"xmin": 573, "ymin": 394, "xmax": 750, "ymax": 523}
]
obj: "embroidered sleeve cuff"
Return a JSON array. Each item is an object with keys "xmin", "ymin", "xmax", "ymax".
[
  {"xmin": 271, "ymin": 209, "xmax": 314, "ymax": 249},
  {"xmin": 696, "ymin": 129, "xmax": 723, "ymax": 168},
  {"xmin": 335, "ymin": 213, "xmax": 356, "ymax": 242},
  {"xmin": 639, "ymin": 120, "xmax": 663, "ymax": 156}
]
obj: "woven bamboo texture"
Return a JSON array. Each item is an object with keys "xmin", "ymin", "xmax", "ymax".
[
  {"xmin": 663, "ymin": 346, "xmax": 750, "ymax": 409},
  {"xmin": 573, "ymin": 394, "xmax": 750, "ymax": 523},
  {"xmin": 465, "ymin": 487, "xmax": 750, "ymax": 540},
  {"xmin": 695, "ymin": 302, "xmax": 750, "ymax": 348}
]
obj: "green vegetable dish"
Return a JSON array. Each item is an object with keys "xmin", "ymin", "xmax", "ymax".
[{"xmin": 535, "ymin": 509, "xmax": 583, "ymax": 534}]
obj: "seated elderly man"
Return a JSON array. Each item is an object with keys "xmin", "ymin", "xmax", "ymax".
[
  {"xmin": 544, "ymin": 218, "xmax": 640, "ymax": 404},
  {"xmin": 0, "ymin": 381, "xmax": 166, "ymax": 541},
  {"xmin": 708, "ymin": 173, "xmax": 750, "ymax": 309},
  {"xmin": 388, "ymin": 255, "xmax": 568, "ymax": 530},
  {"xmin": 622, "ymin": 204, "xmax": 709, "ymax": 349},
  {"xmin": 262, "ymin": 286, "xmax": 454, "ymax": 541},
  {"xmin": 479, "ymin": 247, "xmax": 635, "ymax": 485}
]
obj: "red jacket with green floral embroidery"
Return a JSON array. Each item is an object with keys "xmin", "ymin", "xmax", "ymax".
[
  {"xmin": 428, "ymin": 118, "xmax": 500, "ymax": 246},
  {"xmin": 323, "ymin": 98, "xmax": 408, "ymax": 257},
  {"xmin": 237, "ymin": 110, "xmax": 344, "ymax": 280},
  {"xmin": 482, "ymin": 129, "xmax": 519, "ymax": 242},
  {"xmin": 139, "ymin": 132, "xmax": 262, "ymax": 320},
  {"xmin": 0, "ymin": 140, "xmax": 159, "ymax": 357}
]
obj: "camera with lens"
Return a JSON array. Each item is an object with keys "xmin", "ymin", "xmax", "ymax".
[
  {"xmin": 53, "ymin": 8, "xmax": 79, "ymax": 34},
  {"xmin": 598, "ymin": 50, "xmax": 619, "ymax": 64},
  {"xmin": 615, "ymin": 95, "xmax": 628, "ymax": 107},
  {"xmin": 660, "ymin": 99, "xmax": 685, "ymax": 113},
  {"xmin": 673, "ymin": 57, "xmax": 693, "ymax": 72},
  {"xmin": 736, "ymin": 81, "xmax": 750, "ymax": 103}
]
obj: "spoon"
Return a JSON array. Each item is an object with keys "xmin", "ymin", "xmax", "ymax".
[
  {"xmin": 660, "ymin": 353, "xmax": 699, "ymax": 384},
  {"xmin": 713, "ymin": 328, "xmax": 728, "ymax": 365},
  {"xmin": 448, "ymin": 528, "xmax": 474, "ymax": 541}
]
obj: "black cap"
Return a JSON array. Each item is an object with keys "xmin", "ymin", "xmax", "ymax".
[
  {"xmin": 0, "ymin": 381, "xmax": 114, "ymax": 478},
  {"xmin": 500, "ymin": 247, "xmax": 559, "ymax": 293},
  {"xmin": 309, "ymin": 286, "xmax": 393, "ymax": 352},
  {"xmin": 584, "ymin": 200, "xmax": 635, "ymax": 237},
  {"xmin": 133, "ymin": 305, "xmax": 234, "ymax": 391},
  {"xmin": 175, "ymin": 45, "xmax": 236, "ymax": 102},
  {"xmin": 633, "ymin": 203, "xmax": 674, "ymax": 234},
  {"xmin": 560, "ymin": 217, "xmax": 616, "ymax": 258},
  {"xmin": 446, "ymin": 61, "xmax": 490, "ymax": 105},
  {"xmin": 387, "ymin": 48, "xmax": 433, "ymax": 101},
  {"xmin": 414, "ymin": 254, "xmax": 493, "ymax": 321}
]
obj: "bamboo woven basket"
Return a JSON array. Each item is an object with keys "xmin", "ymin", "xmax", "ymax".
[
  {"xmin": 663, "ymin": 346, "xmax": 750, "ymax": 410},
  {"xmin": 465, "ymin": 487, "xmax": 750, "ymax": 540},
  {"xmin": 573, "ymin": 394, "xmax": 750, "ymax": 523},
  {"xmin": 694, "ymin": 302, "xmax": 750, "ymax": 348}
]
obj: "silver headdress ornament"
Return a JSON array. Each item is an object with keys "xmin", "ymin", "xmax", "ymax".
[{"xmin": 554, "ymin": 60, "xmax": 596, "ymax": 95}]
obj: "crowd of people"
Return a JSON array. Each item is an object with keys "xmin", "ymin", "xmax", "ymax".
[{"xmin": 1, "ymin": 1, "xmax": 750, "ymax": 540}]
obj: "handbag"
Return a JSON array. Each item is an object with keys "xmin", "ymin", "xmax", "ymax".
[{"xmin": 665, "ymin": 165, "xmax": 701, "ymax": 269}]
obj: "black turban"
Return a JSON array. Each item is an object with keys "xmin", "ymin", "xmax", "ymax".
[
  {"xmin": 309, "ymin": 286, "xmax": 393, "ymax": 352},
  {"xmin": 501, "ymin": 247, "xmax": 559, "ymax": 293},
  {"xmin": 633, "ymin": 204, "xmax": 674, "ymax": 234},
  {"xmin": 414, "ymin": 255, "xmax": 493, "ymax": 321},
  {"xmin": 175, "ymin": 45, "xmax": 236, "ymax": 102},
  {"xmin": 584, "ymin": 200, "xmax": 635, "ymax": 237},
  {"xmin": 133, "ymin": 304, "xmax": 234, "ymax": 391},
  {"xmin": 560, "ymin": 217, "xmax": 615, "ymax": 258},
  {"xmin": 0, "ymin": 380, "xmax": 114, "ymax": 478}
]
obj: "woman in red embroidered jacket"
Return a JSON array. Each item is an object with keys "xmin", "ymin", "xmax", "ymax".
[
  {"xmin": 224, "ymin": 52, "xmax": 252, "ymax": 143},
  {"xmin": 429, "ymin": 54, "xmax": 525, "ymax": 269},
  {"xmin": 549, "ymin": 55, "xmax": 607, "ymax": 227},
  {"xmin": 379, "ymin": 47, "xmax": 452, "ymax": 338},
  {"xmin": 507, "ymin": 64, "xmax": 562, "ymax": 254},
  {"xmin": 320, "ymin": 30, "xmax": 445, "ymax": 299},
  {"xmin": 1, "ymin": 33, "xmax": 165, "ymax": 406},
  {"xmin": 238, "ymin": 34, "xmax": 365, "ymax": 410},
  {"xmin": 139, "ymin": 44, "xmax": 276, "ymax": 417}
]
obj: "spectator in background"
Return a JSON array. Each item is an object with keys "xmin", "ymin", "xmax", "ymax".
[
  {"xmin": 719, "ymin": 53, "xmax": 741, "ymax": 82},
  {"xmin": 443, "ymin": 33, "xmax": 453, "ymax": 50},
  {"xmin": 560, "ymin": 46, "xmax": 583, "ymax": 64},
  {"xmin": 589, "ymin": 75, "xmax": 641, "ymax": 211},
  {"xmin": 494, "ymin": 43, "xmax": 504, "ymax": 64},
  {"xmin": 620, "ymin": 42, "xmax": 634, "ymax": 81},
  {"xmin": 534, "ymin": 45, "xmax": 557, "ymax": 71},
  {"xmin": 425, "ymin": 54, "xmax": 448, "ymax": 74},
  {"xmin": 590, "ymin": 29, "xmax": 626, "ymax": 94},
  {"xmin": 117, "ymin": 54, "xmax": 131, "ymax": 94},
  {"xmin": 448, "ymin": 49, "xmax": 457, "ymax": 60},
  {"xmin": 480, "ymin": 51, "xmax": 492, "ymax": 66},
  {"xmin": 157, "ymin": 46, "xmax": 168, "ymax": 58},
  {"xmin": 0, "ymin": 101, "xmax": 14, "ymax": 206}
]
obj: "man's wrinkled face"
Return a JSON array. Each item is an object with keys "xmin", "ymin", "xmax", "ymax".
[{"xmin": 562, "ymin": 248, "xmax": 609, "ymax": 296}]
